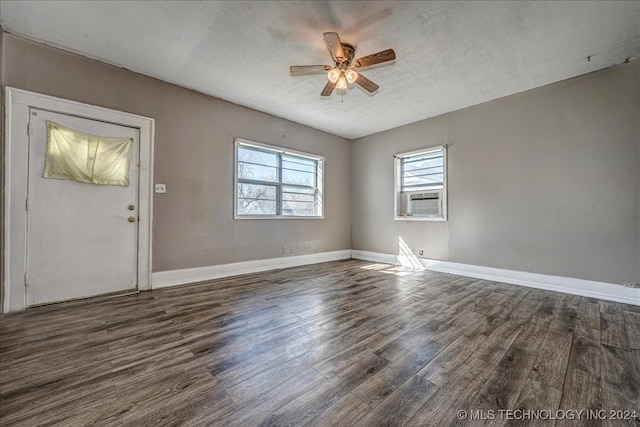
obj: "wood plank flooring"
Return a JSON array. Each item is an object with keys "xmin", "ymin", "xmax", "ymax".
[{"xmin": 1, "ymin": 260, "xmax": 638, "ymax": 426}]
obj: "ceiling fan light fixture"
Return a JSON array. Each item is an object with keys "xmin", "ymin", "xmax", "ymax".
[
  {"xmin": 345, "ymin": 69, "xmax": 358, "ymax": 84},
  {"xmin": 327, "ymin": 68, "xmax": 340, "ymax": 83},
  {"xmin": 336, "ymin": 72, "xmax": 348, "ymax": 90}
]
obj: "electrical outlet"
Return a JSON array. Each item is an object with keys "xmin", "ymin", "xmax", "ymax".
[
  {"xmin": 282, "ymin": 246, "xmax": 286, "ymax": 255},
  {"xmin": 289, "ymin": 246, "xmax": 294, "ymax": 254},
  {"xmin": 154, "ymin": 184, "xmax": 166, "ymax": 193}
]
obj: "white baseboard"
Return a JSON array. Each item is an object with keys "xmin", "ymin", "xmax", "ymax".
[
  {"xmin": 152, "ymin": 250, "xmax": 352, "ymax": 289},
  {"xmin": 351, "ymin": 250, "xmax": 640, "ymax": 306},
  {"xmin": 152, "ymin": 248, "xmax": 639, "ymax": 306}
]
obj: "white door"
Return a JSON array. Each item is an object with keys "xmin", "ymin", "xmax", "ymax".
[{"xmin": 26, "ymin": 108, "xmax": 140, "ymax": 305}]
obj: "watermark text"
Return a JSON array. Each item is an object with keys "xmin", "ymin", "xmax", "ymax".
[{"xmin": 456, "ymin": 409, "xmax": 638, "ymax": 421}]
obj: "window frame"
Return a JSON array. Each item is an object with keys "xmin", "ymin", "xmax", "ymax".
[
  {"xmin": 234, "ymin": 138, "xmax": 325, "ymax": 220},
  {"xmin": 394, "ymin": 145, "xmax": 448, "ymax": 222}
]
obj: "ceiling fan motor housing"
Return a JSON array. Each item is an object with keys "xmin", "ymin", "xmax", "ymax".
[{"xmin": 340, "ymin": 44, "xmax": 356, "ymax": 65}]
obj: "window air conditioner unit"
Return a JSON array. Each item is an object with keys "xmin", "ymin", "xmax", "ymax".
[{"xmin": 400, "ymin": 190, "xmax": 442, "ymax": 217}]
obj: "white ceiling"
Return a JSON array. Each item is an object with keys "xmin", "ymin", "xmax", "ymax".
[{"xmin": 1, "ymin": 1, "xmax": 638, "ymax": 139}]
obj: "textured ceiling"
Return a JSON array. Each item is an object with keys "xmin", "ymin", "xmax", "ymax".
[{"xmin": 1, "ymin": 1, "xmax": 639, "ymax": 139}]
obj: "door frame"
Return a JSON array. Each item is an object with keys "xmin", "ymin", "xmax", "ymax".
[{"xmin": 3, "ymin": 87, "xmax": 155, "ymax": 313}]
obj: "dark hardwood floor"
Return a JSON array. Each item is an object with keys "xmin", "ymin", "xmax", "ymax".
[{"xmin": 1, "ymin": 260, "xmax": 638, "ymax": 426}]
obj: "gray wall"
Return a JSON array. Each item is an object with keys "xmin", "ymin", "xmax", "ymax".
[
  {"xmin": 352, "ymin": 61, "xmax": 640, "ymax": 285},
  {"xmin": 0, "ymin": 29, "xmax": 4, "ymax": 308},
  {"xmin": 2, "ymin": 33, "xmax": 352, "ymax": 273}
]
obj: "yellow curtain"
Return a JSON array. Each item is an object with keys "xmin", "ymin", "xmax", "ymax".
[{"xmin": 44, "ymin": 121, "xmax": 133, "ymax": 186}]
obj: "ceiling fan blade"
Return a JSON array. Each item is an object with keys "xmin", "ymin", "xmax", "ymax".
[
  {"xmin": 290, "ymin": 65, "xmax": 332, "ymax": 76},
  {"xmin": 352, "ymin": 49, "xmax": 396, "ymax": 69},
  {"xmin": 320, "ymin": 80, "xmax": 337, "ymax": 97},
  {"xmin": 323, "ymin": 32, "xmax": 346, "ymax": 63},
  {"xmin": 355, "ymin": 73, "xmax": 379, "ymax": 93}
]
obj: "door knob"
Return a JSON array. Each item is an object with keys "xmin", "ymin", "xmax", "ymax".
[{"xmin": 128, "ymin": 216, "xmax": 137, "ymax": 223}]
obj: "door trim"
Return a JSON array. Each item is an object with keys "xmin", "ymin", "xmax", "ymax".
[{"xmin": 3, "ymin": 87, "xmax": 155, "ymax": 312}]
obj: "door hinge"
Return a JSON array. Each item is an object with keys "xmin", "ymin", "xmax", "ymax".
[
  {"xmin": 24, "ymin": 274, "xmax": 28, "ymax": 287},
  {"xmin": 27, "ymin": 123, "xmax": 31, "ymax": 135},
  {"xmin": 25, "ymin": 198, "xmax": 29, "ymax": 211}
]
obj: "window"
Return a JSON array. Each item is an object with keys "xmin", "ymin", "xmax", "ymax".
[
  {"xmin": 45, "ymin": 121, "xmax": 133, "ymax": 186},
  {"xmin": 394, "ymin": 145, "xmax": 447, "ymax": 221},
  {"xmin": 235, "ymin": 139, "xmax": 324, "ymax": 218}
]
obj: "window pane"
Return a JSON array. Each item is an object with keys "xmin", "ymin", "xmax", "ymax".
[
  {"xmin": 402, "ymin": 151, "xmax": 444, "ymax": 190},
  {"xmin": 237, "ymin": 199, "xmax": 277, "ymax": 216},
  {"xmin": 238, "ymin": 162, "xmax": 278, "ymax": 182},
  {"xmin": 238, "ymin": 146, "xmax": 278, "ymax": 167},
  {"xmin": 45, "ymin": 121, "xmax": 133, "ymax": 186},
  {"xmin": 403, "ymin": 152, "xmax": 442, "ymax": 164},
  {"xmin": 282, "ymin": 169, "xmax": 315, "ymax": 186},
  {"xmin": 282, "ymin": 186, "xmax": 315, "ymax": 203},
  {"xmin": 405, "ymin": 166, "xmax": 443, "ymax": 178},
  {"xmin": 235, "ymin": 140, "xmax": 323, "ymax": 218},
  {"xmin": 282, "ymin": 201, "xmax": 316, "ymax": 216},
  {"xmin": 282, "ymin": 154, "xmax": 317, "ymax": 186},
  {"xmin": 238, "ymin": 183, "xmax": 276, "ymax": 199},
  {"xmin": 402, "ymin": 174, "xmax": 444, "ymax": 190},
  {"xmin": 237, "ymin": 183, "xmax": 277, "ymax": 215},
  {"xmin": 282, "ymin": 155, "xmax": 316, "ymax": 173}
]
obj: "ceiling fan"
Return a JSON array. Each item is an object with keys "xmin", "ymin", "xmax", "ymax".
[{"xmin": 290, "ymin": 32, "xmax": 396, "ymax": 97}]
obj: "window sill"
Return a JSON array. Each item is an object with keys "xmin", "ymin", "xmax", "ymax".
[{"xmin": 394, "ymin": 216, "xmax": 447, "ymax": 222}]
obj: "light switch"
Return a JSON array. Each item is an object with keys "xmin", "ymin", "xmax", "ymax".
[{"xmin": 155, "ymin": 184, "xmax": 167, "ymax": 193}]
